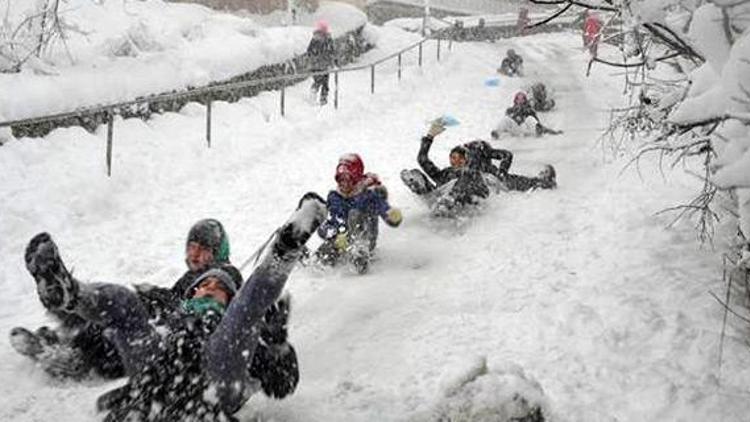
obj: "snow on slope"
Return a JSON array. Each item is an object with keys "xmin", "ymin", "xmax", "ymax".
[
  {"xmin": 1, "ymin": 29, "xmax": 749, "ymax": 421},
  {"xmin": 0, "ymin": 0, "xmax": 366, "ymax": 122}
]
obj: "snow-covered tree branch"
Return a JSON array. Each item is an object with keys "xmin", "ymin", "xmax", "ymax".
[
  {"xmin": 529, "ymin": 0, "xmax": 750, "ymax": 271},
  {"xmin": 0, "ymin": 0, "xmax": 70, "ymax": 74}
]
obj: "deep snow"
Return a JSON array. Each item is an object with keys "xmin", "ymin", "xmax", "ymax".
[
  {"xmin": 0, "ymin": 0, "xmax": 366, "ymax": 121},
  {"xmin": 1, "ymin": 29, "xmax": 749, "ymax": 421}
]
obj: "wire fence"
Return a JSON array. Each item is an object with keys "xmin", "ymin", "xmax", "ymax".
[
  {"xmin": 0, "ymin": 12, "xmax": 578, "ymax": 176},
  {"xmin": 0, "ymin": 36, "xmax": 451, "ymax": 176}
]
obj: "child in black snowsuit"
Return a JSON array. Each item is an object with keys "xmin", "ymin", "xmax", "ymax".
[
  {"xmin": 22, "ymin": 193, "xmax": 327, "ymax": 422},
  {"xmin": 401, "ymin": 121, "xmax": 491, "ymax": 215},
  {"xmin": 463, "ymin": 140, "xmax": 557, "ymax": 191},
  {"xmin": 306, "ymin": 21, "xmax": 336, "ymax": 105}
]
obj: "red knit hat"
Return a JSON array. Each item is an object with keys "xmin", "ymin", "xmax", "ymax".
[{"xmin": 335, "ymin": 153, "xmax": 364, "ymax": 184}]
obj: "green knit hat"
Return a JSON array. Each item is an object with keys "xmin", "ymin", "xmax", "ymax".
[{"xmin": 187, "ymin": 219, "xmax": 230, "ymax": 263}]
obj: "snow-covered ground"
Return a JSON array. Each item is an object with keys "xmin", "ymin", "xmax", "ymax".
[
  {"xmin": 0, "ymin": 0, "xmax": 366, "ymax": 122},
  {"xmin": 2, "ymin": 28, "xmax": 749, "ymax": 421}
]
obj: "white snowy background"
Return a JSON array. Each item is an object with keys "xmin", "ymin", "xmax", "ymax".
[{"xmin": 1, "ymin": 0, "xmax": 750, "ymax": 421}]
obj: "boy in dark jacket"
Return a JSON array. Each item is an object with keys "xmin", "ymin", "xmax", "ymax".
[
  {"xmin": 306, "ymin": 21, "xmax": 336, "ymax": 105},
  {"xmin": 22, "ymin": 193, "xmax": 327, "ymax": 422},
  {"xmin": 316, "ymin": 154, "xmax": 402, "ymax": 273},
  {"xmin": 401, "ymin": 121, "xmax": 492, "ymax": 216}
]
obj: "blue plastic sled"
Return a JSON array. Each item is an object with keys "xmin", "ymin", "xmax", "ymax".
[
  {"xmin": 484, "ymin": 78, "xmax": 501, "ymax": 87},
  {"xmin": 440, "ymin": 115, "xmax": 460, "ymax": 126}
]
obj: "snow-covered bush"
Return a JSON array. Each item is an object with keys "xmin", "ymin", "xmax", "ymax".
[{"xmin": 0, "ymin": 0, "xmax": 68, "ymax": 72}]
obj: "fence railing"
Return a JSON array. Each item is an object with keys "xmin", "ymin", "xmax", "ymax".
[{"xmin": 0, "ymin": 36, "xmax": 449, "ymax": 176}]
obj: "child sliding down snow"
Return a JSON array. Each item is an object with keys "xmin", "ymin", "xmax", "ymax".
[
  {"xmin": 498, "ymin": 49, "xmax": 524, "ymax": 77},
  {"xmin": 21, "ymin": 193, "xmax": 327, "ymax": 422},
  {"xmin": 401, "ymin": 120, "xmax": 495, "ymax": 217},
  {"xmin": 528, "ymin": 82, "xmax": 556, "ymax": 112},
  {"xmin": 462, "ymin": 140, "xmax": 557, "ymax": 191},
  {"xmin": 491, "ymin": 91, "xmax": 562, "ymax": 139},
  {"xmin": 315, "ymin": 154, "xmax": 402, "ymax": 274}
]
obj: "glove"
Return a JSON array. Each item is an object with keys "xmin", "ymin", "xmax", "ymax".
[
  {"xmin": 334, "ymin": 233, "xmax": 349, "ymax": 251},
  {"xmin": 386, "ymin": 208, "xmax": 403, "ymax": 227},
  {"xmin": 427, "ymin": 119, "xmax": 446, "ymax": 138}
]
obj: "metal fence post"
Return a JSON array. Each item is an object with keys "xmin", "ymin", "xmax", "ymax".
[
  {"xmin": 398, "ymin": 53, "xmax": 402, "ymax": 80},
  {"xmin": 370, "ymin": 65, "xmax": 375, "ymax": 94},
  {"xmin": 437, "ymin": 38, "xmax": 441, "ymax": 61},
  {"xmin": 334, "ymin": 71, "xmax": 339, "ymax": 109},
  {"xmin": 106, "ymin": 112, "xmax": 114, "ymax": 177},
  {"xmin": 280, "ymin": 86, "xmax": 286, "ymax": 117},
  {"xmin": 418, "ymin": 42, "xmax": 423, "ymax": 67},
  {"xmin": 206, "ymin": 101, "xmax": 212, "ymax": 148},
  {"xmin": 449, "ymin": 38, "xmax": 453, "ymax": 51}
]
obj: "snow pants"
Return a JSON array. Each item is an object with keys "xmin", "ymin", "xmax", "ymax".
[
  {"xmin": 316, "ymin": 209, "xmax": 379, "ymax": 265},
  {"xmin": 402, "ymin": 168, "xmax": 489, "ymax": 205},
  {"xmin": 311, "ymin": 73, "xmax": 330, "ymax": 103},
  {"xmin": 494, "ymin": 116, "xmax": 539, "ymax": 137},
  {"xmin": 68, "ymin": 246, "xmax": 302, "ymax": 414},
  {"xmin": 502, "ymin": 173, "xmax": 555, "ymax": 191}
]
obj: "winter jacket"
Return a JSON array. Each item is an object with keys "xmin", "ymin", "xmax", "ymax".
[
  {"xmin": 505, "ymin": 103, "xmax": 539, "ymax": 126},
  {"xmin": 417, "ymin": 135, "xmax": 464, "ymax": 186},
  {"xmin": 306, "ymin": 31, "xmax": 336, "ymax": 71},
  {"xmin": 499, "ymin": 55, "xmax": 523, "ymax": 76},
  {"xmin": 584, "ymin": 15, "xmax": 602, "ymax": 45},
  {"xmin": 99, "ymin": 296, "xmax": 297, "ymax": 422},
  {"xmin": 417, "ymin": 136, "xmax": 490, "ymax": 203},
  {"xmin": 134, "ymin": 263, "xmax": 242, "ymax": 324},
  {"xmin": 463, "ymin": 140, "xmax": 513, "ymax": 177},
  {"xmin": 318, "ymin": 183, "xmax": 394, "ymax": 240},
  {"xmin": 101, "ymin": 310, "xmax": 228, "ymax": 422}
]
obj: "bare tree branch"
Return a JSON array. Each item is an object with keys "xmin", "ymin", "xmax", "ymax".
[{"xmin": 526, "ymin": 3, "xmax": 573, "ymax": 29}]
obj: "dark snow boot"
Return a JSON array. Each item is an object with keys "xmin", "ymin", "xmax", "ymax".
[
  {"xmin": 535, "ymin": 123, "xmax": 563, "ymax": 136},
  {"xmin": 10, "ymin": 326, "xmax": 64, "ymax": 358},
  {"xmin": 400, "ymin": 169, "xmax": 435, "ymax": 195},
  {"xmin": 11, "ymin": 326, "xmax": 87, "ymax": 378},
  {"xmin": 538, "ymin": 164, "xmax": 557, "ymax": 189},
  {"xmin": 274, "ymin": 192, "xmax": 327, "ymax": 259},
  {"xmin": 9, "ymin": 327, "xmax": 45, "ymax": 357},
  {"xmin": 25, "ymin": 233, "xmax": 79, "ymax": 311}
]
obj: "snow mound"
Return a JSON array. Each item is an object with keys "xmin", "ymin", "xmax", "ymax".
[{"xmin": 413, "ymin": 357, "xmax": 549, "ymax": 422}]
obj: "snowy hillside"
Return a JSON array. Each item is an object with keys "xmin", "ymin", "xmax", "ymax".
[
  {"xmin": 1, "ymin": 23, "xmax": 749, "ymax": 422},
  {"xmin": 0, "ymin": 0, "xmax": 366, "ymax": 122}
]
